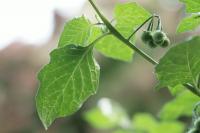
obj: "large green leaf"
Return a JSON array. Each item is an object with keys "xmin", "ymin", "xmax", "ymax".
[
  {"xmin": 155, "ymin": 36, "xmax": 200, "ymax": 89},
  {"xmin": 36, "ymin": 44, "xmax": 100, "ymax": 129},
  {"xmin": 58, "ymin": 16, "xmax": 92, "ymax": 47},
  {"xmin": 94, "ymin": 2, "xmax": 151, "ymax": 62},
  {"xmin": 180, "ymin": 0, "xmax": 200, "ymax": 13},
  {"xmin": 160, "ymin": 90, "xmax": 200, "ymax": 120},
  {"xmin": 177, "ymin": 14, "xmax": 200, "ymax": 33},
  {"xmin": 132, "ymin": 113, "xmax": 184, "ymax": 133}
]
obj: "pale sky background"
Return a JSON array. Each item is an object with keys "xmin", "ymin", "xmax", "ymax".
[{"xmin": 0, "ymin": 0, "xmax": 86, "ymax": 49}]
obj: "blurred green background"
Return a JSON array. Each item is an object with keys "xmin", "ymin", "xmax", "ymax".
[{"xmin": 0, "ymin": 0, "xmax": 198, "ymax": 132}]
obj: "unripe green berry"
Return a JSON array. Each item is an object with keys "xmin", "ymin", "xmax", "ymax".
[
  {"xmin": 141, "ymin": 31, "xmax": 152, "ymax": 44},
  {"xmin": 152, "ymin": 30, "xmax": 166, "ymax": 45},
  {"xmin": 147, "ymin": 40, "xmax": 157, "ymax": 48},
  {"xmin": 161, "ymin": 38, "xmax": 170, "ymax": 48}
]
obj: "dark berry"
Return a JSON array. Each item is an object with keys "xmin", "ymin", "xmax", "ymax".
[
  {"xmin": 161, "ymin": 38, "xmax": 170, "ymax": 48},
  {"xmin": 152, "ymin": 30, "xmax": 166, "ymax": 45},
  {"xmin": 141, "ymin": 31, "xmax": 153, "ymax": 44}
]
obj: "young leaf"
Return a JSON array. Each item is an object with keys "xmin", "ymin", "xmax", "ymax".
[
  {"xmin": 160, "ymin": 90, "xmax": 200, "ymax": 120},
  {"xmin": 179, "ymin": 0, "xmax": 200, "ymax": 13},
  {"xmin": 36, "ymin": 44, "xmax": 100, "ymax": 129},
  {"xmin": 177, "ymin": 14, "xmax": 200, "ymax": 33},
  {"xmin": 58, "ymin": 16, "xmax": 92, "ymax": 47},
  {"xmin": 155, "ymin": 36, "xmax": 200, "ymax": 89},
  {"xmin": 133, "ymin": 113, "xmax": 185, "ymax": 133}
]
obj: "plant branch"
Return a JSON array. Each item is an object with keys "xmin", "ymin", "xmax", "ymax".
[{"xmin": 88, "ymin": 0, "xmax": 158, "ymax": 65}]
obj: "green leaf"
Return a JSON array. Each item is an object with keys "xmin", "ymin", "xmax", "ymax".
[
  {"xmin": 155, "ymin": 36, "xmax": 200, "ymax": 89},
  {"xmin": 177, "ymin": 0, "xmax": 200, "ymax": 32},
  {"xmin": 84, "ymin": 98, "xmax": 130, "ymax": 129},
  {"xmin": 132, "ymin": 113, "xmax": 185, "ymax": 133},
  {"xmin": 95, "ymin": 35, "xmax": 133, "ymax": 62},
  {"xmin": 160, "ymin": 90, "xmax": 200, "ymax": 120},
  {"xmin": 36, "ymin": 44, "xmax": 100, "ymax": 129},
  {"xmin": 168, "ymin": 84, "xmax": 185, "ymax": 95},
  {"xmin": 179, "ymin": 0, "xmax": 200, "ymax": 13},
  {"xmin": 58, "ymin": 16, "xmax": 92, "ymax": 47},
  {"xmin": 115, "ymin": 2, "xmax": 151, "ymax": 38},
  {"xmin": 94, "ymin": 2, "xmax": 151, "ymax": 62},
  {"xmin": 177, "ymin": 14, "xmax": 200, "ymax": 33}
]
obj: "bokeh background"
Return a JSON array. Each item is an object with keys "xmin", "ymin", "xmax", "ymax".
[{"xmin": 0, "ymin": 0, "xmax": 199, "ymax": 132}]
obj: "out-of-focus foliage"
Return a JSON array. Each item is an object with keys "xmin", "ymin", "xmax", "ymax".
[
  {"xmin": 84, "ymin": 98, "xmax": 185, "ymax": 133},
  {"xmin": 179, "ymin": 0, "xmax": 200, "ymax": 13},
  {"xmin": 132, "ymin": 113, "xmax": 185, "ymax": 133},
  {"xmin": 160, "ymin": 90, "xmax": 200, "ymax": 120},
  {"xmin": 84, "ymin": 98, "xmax": 130, "ymax": 129},
  {"xmin": 177, "ymin": 0, "xmax": 200, "ymax": 32},
  {"xmin": 177, "ymin": 14, "xmax": 200, "ymax": 33}
]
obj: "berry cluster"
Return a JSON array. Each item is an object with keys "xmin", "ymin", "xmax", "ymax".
[
  {"xmin": 141, "ymin": 16, "xmax": 170, "ymax": 48},
  {"xmin": 141, "ymin": 30, "xmax": 170, "ymax": 48}
]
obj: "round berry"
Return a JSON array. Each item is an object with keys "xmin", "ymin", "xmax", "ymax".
[
  {"xmin": 161, "ymin": 38, "xmax": 170, "ymax": 48},
  {"xmin": 152, "ymin": 30, "xmax": 166, "ymax": 45},
  {"xmin": 141, "ymin": 31, "xmax": 153, "ymax": 44},
  {"xmin": 147, "ymin": 40, "xmax": 157, "ymax": 48}
]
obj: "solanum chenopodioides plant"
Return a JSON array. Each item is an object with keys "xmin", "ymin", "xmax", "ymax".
[{"xmin": 35, "ymin": 0, "xmax": 200, "ymax": 130}]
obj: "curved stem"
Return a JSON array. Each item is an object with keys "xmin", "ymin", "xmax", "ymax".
[
  {"xmin": 127, "ymin": 15, "xmax": 160, "ymax": 40},
  {"xmin": 88, "ymin": 0, "xmax": 158, "ymax": 65},
  {"xmin": 128, "ymin": 16, "xmax": 152, "ymax": 40}
]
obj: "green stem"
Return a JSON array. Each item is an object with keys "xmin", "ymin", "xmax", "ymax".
[
  {"xmin": 128, "ymin": 15, "xmax": 154, "ymax": 40},
  {"xmin": 128, "ymin": 15, "xmax": 160, "ymax": 40},
  {"xmin": 147, "ymin": 17, "xmax": 153, "ymax": 31},
  {"xmin": 88, "ymin": 0, "xmax": 158, "ymax": 65}
]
